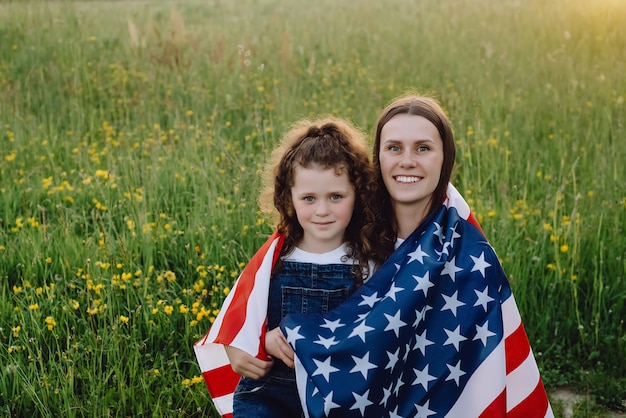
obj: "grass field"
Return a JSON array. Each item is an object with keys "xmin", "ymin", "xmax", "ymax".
[{"xmin": 1, "ymin": 0, "xmax": 625, "ymax": 416}]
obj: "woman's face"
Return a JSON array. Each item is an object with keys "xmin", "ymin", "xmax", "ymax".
[{"xmin": 378, "ymin": 113, "xmax": 444, "ymax": 217}]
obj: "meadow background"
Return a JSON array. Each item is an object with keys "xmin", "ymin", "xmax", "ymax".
[{"xmin": 1, "ymin": 0, "xmax": 625, "ymax": 416}]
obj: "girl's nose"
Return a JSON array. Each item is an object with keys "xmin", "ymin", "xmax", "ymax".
[{"xmin": 315, "ymin": 201, "xmax": 330, "ymax": 216}]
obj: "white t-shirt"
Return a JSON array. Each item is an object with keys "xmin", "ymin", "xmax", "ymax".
[{"xmin": 282, "ymin": 243, "xmax": 375, "ymax": 280}]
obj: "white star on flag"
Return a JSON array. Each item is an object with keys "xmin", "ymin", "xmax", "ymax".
[
  {"xmin": 381, "ymin": 384, "xmax": 393, "ymax": 407},
  {"xmin": 320, "ymin": 318, "xmax": 345, "ymax": 332},
  {"xmin": 474, "ymin": 286, "xmax": 494, "ymax": 311},
  {"xmin": 389, "ymin": 406, "xmax": 403, "ymax": 418},
  {"xmin": 348, "ymin": 320, "xmax": 374, "ymax": 342},
  {"xmin": 384, "ymin": 310, "xmax": 407, "ymax": 337},
  {"xmin": 413, "ymin": 305, "xmax": 432, "ymax": 328},
  {"xmin": 474, "ymin": 321, "xmax": 496, "ymax": 346},
  {"xmin": 415, "ymin": 399, "xmax": 436, "ymax": 418},
  {"xmin": 385, "ymin": 282, "xmax": 404, "ymax": 301},
  {"xmin": 413, "ymin": 329, "xmax": 434, "ymax": 355},
  {"xmin": 441, "ymin": 290, "xmax": 465, "ymax": 316},
  {"xmin": 350, "ymin": 352, "xmax": 377, "ymax": 379},
  {"xmin": 350, "ymin": 389, "xmax": 373, "ymax": 416},
  {"xmin": 358, "ymin": 292, "xmax": 381, "ymax": 308},
  {"xmin": 407, "ymin": 244, "xmax": 429, "ymax": 264},
  {"xmin": 312, "ymin": 356, "xmax": 339, "ymax": 382},
  {"xmin": 443, "ymin": 325, "xmax": 467, "ymax": 351},
  {"xmin": 445, "ymin": 359, "xmax": 466, "ymax": 386},
  {"xmin": 412, "ymin": 272, "xmax": 434, "ymax": 296},
  {"xmin": 323, "ymin": 391, "xmax": 340, "ymax": 415},
  {"xmin": 315, "ymin": 334, "xmax": 340, "ymax": 349},
  {"xmin": 385, "ymin": 347, "xmax": 400, "ymax": 371},
  {"xmin": 285, "ymin": 325, "xmax": 305, "ymax": 345},
  {"xmin": 441, "ymin": 256, "xmax": 463, "ymax": 282},
  {"xmin": 470, "ymin": 251, "xmax": 491, "ymax": 277},
  {"xmin": 413, "ymin": 364, "xmax": 436, "ymax": 391}
]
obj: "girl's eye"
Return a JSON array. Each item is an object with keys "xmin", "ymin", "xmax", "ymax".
[
  {"xmin": 330, "ymin": 194, "xmax": 342, "ymax": 201},
  {"xmin": 303, "ymin": 196, "xmax": 314, "ymax": 202}
]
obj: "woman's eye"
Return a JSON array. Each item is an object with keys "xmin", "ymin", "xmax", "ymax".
[
  {"xmin": 389, "ymin": 145, "xmax": 400, "ymax": 152},
  {"xmin": 417, "ymin": 145, "xmax": 429, "ymax": 152}
]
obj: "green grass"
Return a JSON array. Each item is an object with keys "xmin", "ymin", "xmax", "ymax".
[{"xmin": 1, "ymin": 0, "xmax": 625, "ymax": 416}]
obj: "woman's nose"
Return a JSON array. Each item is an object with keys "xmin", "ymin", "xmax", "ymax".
[{"xmin": 399, "ymin": 150, "xmax": 416, "ymax": 167}]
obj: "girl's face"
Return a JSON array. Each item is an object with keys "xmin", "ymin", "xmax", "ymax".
[
  {"xmin": 378, "ymin": 114, "xmax": 444, "ymax": 218},
  {"xmin": 291, "ymin": 164, "xmax": 355, "ymax": 253}
]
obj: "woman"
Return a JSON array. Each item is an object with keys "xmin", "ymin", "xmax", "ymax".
[{"xmin": 281, "ymin": 94, "xmax": 553, "ymax": 418}]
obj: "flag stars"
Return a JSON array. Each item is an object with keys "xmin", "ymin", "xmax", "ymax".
[
  {"xmin": 449, "ymin": 224, "xmax": 461, "ymax": 244},
  {"xmin": 433, "ymin": 222, "xmax": 445, "ymax": 244},
  {"xmin": 443, "ymin": 325, "xmax": 468, "ymax": 351},
  {"xmin": 320, "ymin": 318, "xmax": 345, "ymax": 333},
  {"xmin": 474, "ymin": 286, "xmax": 495, "ymax": 311},
  {"xmin": 312, "ymin": 356, "xmax": 339, "ymax": 382},
  {"xmin": 389, "ymin": 406, "xmax": 403, "ymax": 418},
  {"xmin": 413, "ymin": 329, "xmax": 434, "ymax": 356},
  {"xmin": 407, "ymin": 244, "xmax": 429, "ymax": 264},
  {"xmin": 445, "ymin": 359, "xmax": 466, "ymax": 386},
  {"xmin": 385, "ymin": 282, "xmax": 404, "ymax": 302},
  {"xmin": 315, "ymin": 334, "xmax": 339, "ymax": 349},
  {"xmin": 412, "ymin": 272, "xmax": 434, "ymax": 297},
  {"xmin": 359, "ymin": 292, "xmax": 381, "ymax": 308},
  {"xmin": 412, "ymin": 365, "xmax": 436, "ymax": 391},
  {"xmin": 471, "ymin": 251, "xmax": 492, "ymax": 277},
  {"xmin": 350, "ymin": 389, "xmax": 373, "ymax": 416},
  {"xmin": 385, "ymin": 347, "xmax": 400, "ymax": 372},
  {"xmin": 350, "ymin": 352, "xmax": 377, "ymax": 379},
  {"xmin": 414, "ymin": 399, "xmax": 436, "ymax": 418},
  {"xmin": 435, "ymin": 241, "xmax": 452, "ymax": 259},
  {"xmin": 284, "ymin": 325, "xmax": 305, "ymax": 345},
  {"xmin": 413, "ymin": 305, "xmax": 432, "ymax": 328},
  {"xmin": 474, "ymin": 321, "xmax": 496, "ymax": 346},
  {"xmin": 384, "ymin": 310, "xmax": 407, "ymax": 337},
  {"xmin": 441, "ymin": 256, "xmax": 463, "ymax": 282},
  {"xmin": 393, "ymin": 371, "xmax": 406, "ymax": 396},
  {"xmin": 441, "ymin": 290, "xmax": 465, "ymax": 317},
  {"xmin": 349, "ymin": 319, "xmax": 375, "ymax": 342},
  {"xmin": 323, "ymin": 391, "xmax": 340, "ymax": 415},
  {"xmin": 381, "ymin": 383, "xmax": 393, "ymax": 408}
]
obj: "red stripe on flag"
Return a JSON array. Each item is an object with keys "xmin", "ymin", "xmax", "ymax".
[
  {"xmin": 214, "ymin": 232, "xmax": 281, "ymax": 345},
  {"xmin": 505, "ymin": 324, "xmax": 531, "ymax": 374},
  {"xmin": 203, "ymin": 364, "xmax": 240, "ymax": 399},
  {"xmin": 507, "ymin": 380, "xmax": 551, "ymax": 418},
  {"xmin": 478, "ymin": 389, "xmax": 506, "ymax": 417}
]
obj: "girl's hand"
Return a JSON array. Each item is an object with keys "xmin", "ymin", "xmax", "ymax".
[
  {"xmin": 224, "ymin": 345, "xmax": 273, "ymax": 379},
  {"xmin": 265, "ymin": 327, "xmax": 295, "ymax": 368}
]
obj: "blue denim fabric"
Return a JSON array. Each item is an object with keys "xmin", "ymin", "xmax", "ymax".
[
  {"xmin": 267, "ymin": 261, "xmax": 356, "ymax": 331},
  {"xmin": 233, "ymin": 374, "xmax": 304, "ymax": 418},
  {"xmin": 233, "ymin": 260, "xmax": 356, "ymax": 418}
]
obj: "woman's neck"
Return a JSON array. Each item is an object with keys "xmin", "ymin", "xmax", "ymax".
[{"xmin": 393, "ymin": 203, "xmax": 428, "ymax": 239}]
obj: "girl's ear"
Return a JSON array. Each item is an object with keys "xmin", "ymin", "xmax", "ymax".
[{"xmin": 286, "ymin": 205, "xmax": 295, "ymax": 217}]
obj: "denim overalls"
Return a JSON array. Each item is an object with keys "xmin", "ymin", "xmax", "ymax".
[{"xmin": 232, "ymin": 258, "xmax": 357, "ymax": 418}]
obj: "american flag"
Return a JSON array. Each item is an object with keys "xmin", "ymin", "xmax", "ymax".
[
  {"xmin": 281, "ymin": 184, "xmax": 553, "ymax": 417},
  {"xmin": 193, "ymin": 231, "xmax": 284, "ymax": 418}
]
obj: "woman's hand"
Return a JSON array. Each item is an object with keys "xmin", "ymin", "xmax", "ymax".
[
  {"xmin": 265, "ymin": 327, "xmax": 295, "ymax": 368},
  {"xmin": 224, "ymin": 345, "xmax": 273, "ymax": 379}
]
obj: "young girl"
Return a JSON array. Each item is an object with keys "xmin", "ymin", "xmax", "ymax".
[{"xmin": 194, "ymin": 117, "xmax": 386, "ymax": 418}]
